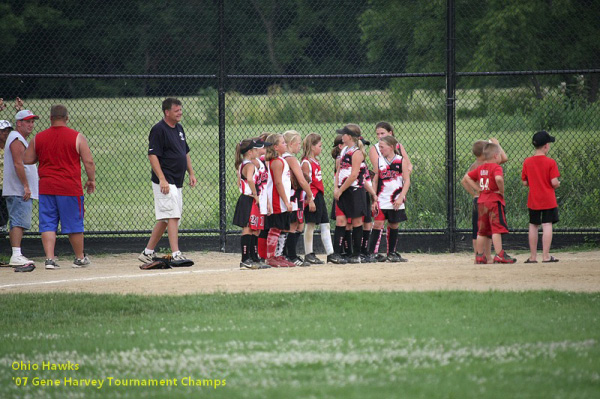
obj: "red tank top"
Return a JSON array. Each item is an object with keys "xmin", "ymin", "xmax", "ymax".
[
  {"xmin": 35, "ymin": 126, "xmax": 83, "ymax": 196},
  {"xmin": 301, "ymin": 157, "xmax": 324, "ymax": 196}
]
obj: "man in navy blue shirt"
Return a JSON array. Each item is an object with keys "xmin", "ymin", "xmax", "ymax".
[{"xmin": 139, "ymin": 98, "xmax": 197, "ymax": 263}]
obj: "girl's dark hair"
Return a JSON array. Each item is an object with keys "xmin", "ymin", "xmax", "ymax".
[
  {"xmin": 331, "ymin": 134, "xmax": 343, "ymax": 160},
  {"xmin": 375, "ymin": 121, "xmax": 394, "ymax": 135}
]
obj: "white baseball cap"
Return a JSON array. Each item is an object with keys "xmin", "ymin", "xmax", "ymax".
[
  {"xmin": 0, "ymin": 120, "xmax": 12, "ymax": 130},
  {"xmin": 15, "ymin": 110, "xmax": 39, "ymax": 121}
]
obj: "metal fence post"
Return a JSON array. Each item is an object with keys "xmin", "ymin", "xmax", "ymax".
[
  {"xmin": 218, "ymin": 0, "xmax": 227, "ymax": 252},
  {"xmin": 446, "ymin": 0, "xmax": 456, "ymax": 252}
]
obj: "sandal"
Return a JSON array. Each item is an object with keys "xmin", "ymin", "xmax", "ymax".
[
  {"xmin": 542, "ymin": 256, "xmax": 559, "ymax": 263},
  {"xmin": 524, "ymin": 258, "xmax": 538, "ymax": 264}
]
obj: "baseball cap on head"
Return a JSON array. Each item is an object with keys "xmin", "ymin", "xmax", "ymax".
[
  {"xmin": 336, "ymin": 126, "xmax": 360, "ymax": 137},
  {"xmin": 0, "ymin": 120, "xmax": 12, "ymax": 130},
  {"xmin": 532, "ymin": 130, "xmax": 555, "ymax": 147},
  {"xmin": 15, "ymin": 110, "xmax": 39, "ymax": 121},
  {"xmin": 251, "ymin": 138, "xmax": 272, "ymax": 149},
  {"xmin": 240, "ymin": 138, "xmax": 273, "ymax": 154}
]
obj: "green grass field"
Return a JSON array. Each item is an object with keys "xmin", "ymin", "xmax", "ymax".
[
  {"xmin": 9, "ymin": 91, "xmax": 600, "ymax": 234},
  {"xmin": 0, "ymin": 291, "xmax": 598, "ymax": 398}
]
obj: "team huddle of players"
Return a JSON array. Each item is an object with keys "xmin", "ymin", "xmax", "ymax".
[{"xmin": 232, "ymin": 122, "xmax": 412, "ymax": 269}]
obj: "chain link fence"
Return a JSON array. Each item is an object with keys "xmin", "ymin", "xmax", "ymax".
[{"xmin": 1, "ymin": 0, "xmax": 598, "ymax": 252}]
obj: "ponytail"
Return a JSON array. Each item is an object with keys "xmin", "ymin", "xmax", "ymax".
[
  {"xmin": 234, "ymin": 143, "xmax": 243, "ymax": 171},
  {"xmin": 356, "ymin": 138, "xmax": 366, "ymax": 159},
  {"xmin": 234, "ymin": 139, "xmax": 254, "ymax": 171},
  {"xmin": 331, "ymin": 134, "xmax": 343, "ymax": 160}
]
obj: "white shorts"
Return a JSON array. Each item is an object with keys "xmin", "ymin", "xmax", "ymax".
[{"xmin": 152, "ymin": 183, "xmax": 183, "ymax": 223}]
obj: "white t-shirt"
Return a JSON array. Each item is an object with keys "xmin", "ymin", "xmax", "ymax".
[{"xmin": 3, "ymin": 131, "xmax": 38, "ymax": 199}]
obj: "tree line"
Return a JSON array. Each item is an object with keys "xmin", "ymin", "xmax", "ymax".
[{"xmin": 0, "ymin": 0, "xmax": 597, "ymax": 100}]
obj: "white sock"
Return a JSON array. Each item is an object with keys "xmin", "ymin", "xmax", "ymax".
[
  {"xmin": 320, "ymin": 223, "xmax": 334, "ymax": 255},
  {"xmin": 144, "ymin": 248, "xmax": 154, "ymax": 255},
  {"xmin": 172, "ymin": 250, "xmax": 181, "ymax": 257},
  {"xmin": 304, "ymin": 223, "xmax": 315, "ymax": 255},
  {"xmin": 12, "ymin": 247, "xmax": 22, "ymax": 257}
]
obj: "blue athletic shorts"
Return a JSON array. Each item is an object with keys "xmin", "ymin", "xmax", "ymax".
[
  {"xmin": 5, "ymin": 196, "xmax": 33, "ymax": 230},
  {"xmin": 39, "ymin": 194, "xmax": 85, "ymax": 234}
]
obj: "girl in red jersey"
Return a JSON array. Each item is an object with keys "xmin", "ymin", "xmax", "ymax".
[
  {"xmin": 375, "ymin": 136, "xmax": 411, "ymax": 262},
  {"xmin": 232, "ymin": 139, "xmax": 270, "ymax": 269},
  {"xmin": 301, "ymin": 133, "xmax": 334, "ymax": 264},
  {"xmin": 332, "ymin": 124, "xmax": 369, "ymax": 264},
  {"xmin": 282, "ymin": 130, "xmax": 315, "ymax": 266},
  {"xmin": 264, "ymin": 133, "xmax": 295, "ymax": 268}
]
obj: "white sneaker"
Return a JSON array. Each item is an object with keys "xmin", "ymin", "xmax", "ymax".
[
  {"xmin": 10, "ymin": 254, "xmax": 34, "ymax": 266},
  {"xmin": 72, "ymin": 255, "xmax": 91, "ymax": 268},
  {"xmin": 172, "ymin": 252, "xmax": 187, "ymax": 261},
  {"xmin": 138, "ymin": 251, "xmax": 155, "ymax": 263}
]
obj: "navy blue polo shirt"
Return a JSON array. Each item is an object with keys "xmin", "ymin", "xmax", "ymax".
[{"xmin": 148, "ymin": 119, "xmax": 190, "ymax": 188}]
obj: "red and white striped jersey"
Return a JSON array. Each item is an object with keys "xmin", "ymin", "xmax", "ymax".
[
  {"xmin": 267, "ymin": 156, "xmax": 291, "ymax": 214},
  {"xmin": 377, "ymin": 154, "xmax": 405, "ymax": 210},
  {"xmin": 301, "ymin": 157, "xmax": 324, "ymax": 197}
]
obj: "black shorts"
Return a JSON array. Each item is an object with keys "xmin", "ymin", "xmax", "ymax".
[
  {"xmin": 364, "ymin": 192, "xmax": 373, "ymax": 224},
  {"xmin": 337, "ymin": 187, "xmax": 368, "ymax": 219},
  {"xmin": 472, "ymin": 197, "xmax": 478, "ymax": 240},
  {"xmin": 267, "ymin": 212, "xmax": 291, "ymax": 231},
  {"xmin": 380, "ymin": 209, "xmax": 407, "ymax": 224},
  {"xmin": 232, "ymin": 195, "xmax": 253, "ymax": 228},
  {"xmin": 290, "ymin": 208, "xmax": 304, "ymax": 224},
  {"xmin": 529, "ymin": 208, "xmax": 559, "ymax": 225},
  {"xmin": 305, "ymin": 191, "xmax": 329, "ymax": 224},
  {"xmin": 330, "ymin": 198, "xmax": 337, "ymax": 221}
]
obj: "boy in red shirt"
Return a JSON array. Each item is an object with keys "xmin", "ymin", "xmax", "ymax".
[
  {"xmin": 462, "ymin": 143, "xmax": 517, "ymax": 264},
  {"xmin": 521, "ymin": 131, "xmax": 560, "ymax": 263},
  {"xmin": 461, "ymin": 138, "xmax": 508, "ymax": 263}
]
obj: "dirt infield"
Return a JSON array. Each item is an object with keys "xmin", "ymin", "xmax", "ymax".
[{"xmin": 1, "ymin": 250, "xmax": 599, "ymax": 295}]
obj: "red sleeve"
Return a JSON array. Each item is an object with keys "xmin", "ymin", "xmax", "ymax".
[
  {"xmin": 467, "ymin": 167, "xmax": 479, "ymax": 181},
  {"xmin": 493, "ymin": 164, "xmax": 504, "ymax": 178}
]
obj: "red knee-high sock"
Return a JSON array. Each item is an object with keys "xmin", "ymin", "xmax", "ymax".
[{"xmin": 266, "ymin": 228, "xmax": 281, "ymax": 259}]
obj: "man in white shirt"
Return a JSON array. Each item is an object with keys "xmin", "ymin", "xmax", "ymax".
[{"xmin": 3, "ymin": 110, "xmax": 39, "ymax": 270}]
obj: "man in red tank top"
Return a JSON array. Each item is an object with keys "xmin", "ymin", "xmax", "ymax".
[{"xmin": 24, "ymin": 105, "xmax": 96, "ymax": 269}]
